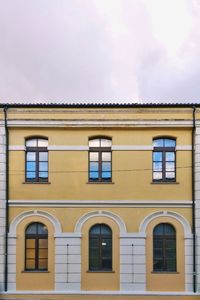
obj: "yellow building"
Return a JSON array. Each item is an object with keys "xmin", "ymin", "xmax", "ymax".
[{"xmin": 0, "ymin": 103, "xmax": 200, "ymax": 300}]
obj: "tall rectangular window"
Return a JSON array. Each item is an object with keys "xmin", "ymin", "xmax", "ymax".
[
  {"xmin": 153, "ymin": 138, "xmax": 176, "ymax": 182},
  {"xmin": 26, "ymin": 138, "xmax": 48, "ymax": 182},
  {"xmin": 89, "ymin": 137, "xmax": 112, "ymax": 182}
]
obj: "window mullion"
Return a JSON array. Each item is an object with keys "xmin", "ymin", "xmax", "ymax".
[
  {"xmin": 99, "ymin": 150, "xmax": 102, "ymax": 181},
  {"xmin": 36, "ymin": 150, "xmax": 39, "ymax": 181}
]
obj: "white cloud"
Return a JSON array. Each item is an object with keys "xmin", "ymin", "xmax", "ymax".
[{"xmin": 0, "ymin": 0, "xmax": 199, "ymax": 104}]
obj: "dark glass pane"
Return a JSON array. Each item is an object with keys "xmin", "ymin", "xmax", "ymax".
[
  {"xmin": 90, "ymin": 225, "xmax": 101, "ymax": 235},
  {"xmin": 102, "ymin": 152, "xmax": 111, "ymax": 161},
  {"xmin": 37, "ymin": 224, "xmax": 48, "ymax": 234},
  {"xmin": 89, "ymin": 255, "xmax": 100, "ymax": 270},
  {"xmin": 26, "ymin": 239, "xmax": 35, "ymax": 248},
  {"xmin": 26, "ymin": 223, "xmax": 37, "ymax": 234},
  {"xmin": 164, "ymin": 139, "xmax": 176, "ymax": 147},
  {"xmin": 166, "ymin": 248, "xmax": 176, "ymax": 258},
  {"xmin": 102, "ymin": 239, "xmax": 112, "ymax": 257},
  {"xmin": 102, "ymin": 162, "xmax": 111, "ymax": 172},
  {"xmin": 153, "ymin": 152, "xmax": 162, "ymax": 161},
  {"xmin": 153, "ymin": 162, "xmax": 162, "ymax": 171},
  {"xmin": 27, "ymin": 152, "xmax": 36, "ymax": 161},
  {"xmin": 90, "ymin": 152, "xmax": 99, "ymax": 161},
  {"xmin": 102, "ymin": 258, "xmax": 112, "ymax": 269},
  {"xmin": 100, "ymin": 139, "xmax": 112, "ymax": 147},
  {"xmin": 166, "ymin": 259, "xmax": 176, "ymax": 271},
  {"xmin": 154, "ymin": 259, "xmax": 164, "ymax": 271},
  {"xmin": 90, "ymin": 238, "xmax": 100, "ymax": 248},
  {"xmin": 153, "ymin": 139, "xmax": 164, "ymax": 147},
  {"xmin": 39, "ymin": 249, "xmax": 48, "ymax": 259},
  {"xmin": 39, "ymin": 152, "xmax": 48, "ymax": 161},
  {"xmin": 166, "ymin": 152, "xmax": 175, "ymax": 161},
  {"xmin": 89, "ymin": 139, "xmax": 100, "ymax": 147},
  {"xmin": 101, "ymin": 225, "xmax": 112, "ymax": 235},
  {"xmin": 153, "ymin": 248, "xmax": 163, "ymax": 258},
  {"xmin": 165, "ymin": 224, "xmax": 175, "ymax": 235},
  {"xmin": 90, "ymin": 162, "xmax": 98, "ymax": 172},
  {"xmin": 154, "ymin": 224, "xmax": 164, "ymax": 235},
  {"xmin": 39, "ymin": 238, "xmax": 48, "ymax": 248},
  {"xmin": 27, "ymin": 162, "xmax": 36, "ymax": 172},
  {"xmin": 39, "ymin": 162, "xmax": 48, "ymax": 172},
  {"xmin": 26, "ymin": 139, "xmax": 37, "ymax": 147},
  {"xmin": 153, "ymin": 172, "xmax": 162, "ymax": 180}
]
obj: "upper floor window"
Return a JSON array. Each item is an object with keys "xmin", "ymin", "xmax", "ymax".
[
  {"xmin": 89, "ymin": 224, "xmax": 112, "ymax": 271},
  {"xmin": 153, "ymin": 223, "xmax": 176, "ymax": 272},
  {"xmin": 89, "ymin": 137, "xmax": 112, "ymax": 182},
  {"xmin": 25, "ymin": 138, "xmax": 48, "ymax": 182},
  {"xmin": 25, "ymin": 222, "xmax": 48, "ymax": 271},
  {"xmin": 153, "ymin": 138, "xmax": 176, "ymax": 182}
]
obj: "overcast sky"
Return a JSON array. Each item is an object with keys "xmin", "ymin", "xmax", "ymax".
[{"xmin": 0, "ymin": 0, "xmax": 200, "ymax": 104}]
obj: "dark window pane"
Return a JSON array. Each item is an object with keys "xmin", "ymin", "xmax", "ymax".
[
  {"xmin": 154, "ymin": 224, "xmax": 164, "ymax": 235},
  {"xmin": 102, "ymin": 258, "xmax": 112, "ymax": 269},
  {"xmin": 26, "ymin": 259, "xmax": 35, "ymax": 269},
  {"xmin": 153, "ymin": 152, "xmax": 162, "ymax": 161},
  {"xmin": 166, "ymin": 259, "xmax": 176, "ymax": 271},
  {"xmin": 38, "ymin": 224, "xmax": 48, "ymax": 234},
  {"xmin": 101, "ymin": 225, "xmax": 112, "ymax": 235},
  {"xmin": 165, "ymin": 224, "xmax": 175, "ymax": 235},
  {"xmin": 38, "ymin": 259, "xmax": 48, "ymax": 270},
  {"xmin": 27, "ymin": 152, "xmax": 36, "ymax": 161},
  {"xmin": 26, "ymin": 224, "xmax": 37, "ymax": 234},
  {"xmin": 90, "ymin": 225, "xmax": 101, "ymax": 235},
  {"xmin": 39, "ymin": 152, "xmax": 48, "ymax": 161},
  {"xmin": 153, "ymin": 139, "xmax": 164, "ymax": 147},
  {"xmin": 154, "ymin": 259, "xmax": 164, "ymax": 271}
]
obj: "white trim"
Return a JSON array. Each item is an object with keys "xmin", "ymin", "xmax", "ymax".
[
  {"xmin": 8, "ymin": 145, "xmax": 192, "ymax": 151},
  {"xmin": 75, "ymin": 210, "xmax": 127, "ymax": 234},
  {"xmin": 8, "ymin": 200, "xmax": 192, "ymax": 208},
  {"xmin": 7, "ymin": 119, "xmax": 193, "ymax": 128},
  {"xmin": 9, "ymin": 210, "xmax": 62, "ymax": 236},
  {"xmin": 54, "ymin": 233, "xmax": 82, "ymax": 238},
  {"xmin": 2, "ymin": 290, "xmax": 197, "ymax": 295},
  {"xmin": 139, "ymin": 210, "xmax": 192, "ymax": 236}
]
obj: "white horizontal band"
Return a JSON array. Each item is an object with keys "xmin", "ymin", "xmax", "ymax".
[
  {"xmin": 8, "ymin": 200, "xmax": 192, "ymax": 208},
  {"xmin": 8, "ymin": 145, "xmax": 192, "ymax": 151}
]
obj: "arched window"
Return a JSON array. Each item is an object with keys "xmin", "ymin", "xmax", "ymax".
[
  {"xmin": 25, "ymin": 138, "xmax": 48, "ymax": 182},
  {"xmin": 89, "ymin": 224, "xmax": 112, "ymax": 271},
  {"xmin": 153, "ymin": 138, "xmax": 176, "ymax": 182},
  {"xmin": 153, "ymin": 223, "xmax": 176, "ymax": 272},
  {"xmin": 25, "ymin": 222, "xmax": 48, "ymax": 271},
  {"xmin": 89, "ymin": 137, "xmax": 112, "ymax": 182}
]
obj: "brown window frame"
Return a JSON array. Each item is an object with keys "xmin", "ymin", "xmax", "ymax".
[
  {"xmin": 89, "ymin": 224, "xmax": 112, "ymax": 271},
  {"xmin": 25, "ymin": 222, "xmax": 48, "ymax": 271},
  {"xmin": 153, "ymin": 223, "xmax": 176, "ymax": 272},
  {"xmin": 25, "ymin": 138, "xmax": 48, "ymax": 182},
  {"xmin": 153, "ymin": 138, "xmax": 176, "ymax": 182},
  {"xmin": 89, "ymin": 137, "xmax": 112, "ymax": 183}
]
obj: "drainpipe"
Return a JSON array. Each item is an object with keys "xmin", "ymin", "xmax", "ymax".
[
  {"xmin": 192, "ymin": 106, "xmax": 196, "ymax": 293},
  {"xmin": 3, "ymin": 106, "xmax": 9, "ymax": 292}
]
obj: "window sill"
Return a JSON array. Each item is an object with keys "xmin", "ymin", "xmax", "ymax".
[
  {"xmin": 23, "ymin": 182, "xmax": 51, "ymax": 184},
  {"xmin": 151, "ymin": 181, "xmax": 179, "ymax": 185},
  {"xmin": 22, "ymin": 270, "xmax": 50, "ymax": 273},
  {"xmin": 151, "ymin": 271, "xmax": 179, "ymax": 274},
  {"xmin": 87, "ymin": 181, "xmax": 114, "ymax": 184},
  {"xmin": 87, "ymin": 270, "xmax": 115, "ymax": 273}
]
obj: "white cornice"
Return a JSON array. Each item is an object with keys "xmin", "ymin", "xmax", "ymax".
[
  {"xmin": 7, "ymin": 119, "xmax": 193, "ymax": 128},
  {"xmin": 8, "ymin": 200, "xmax": 192, "ymax": 208}
]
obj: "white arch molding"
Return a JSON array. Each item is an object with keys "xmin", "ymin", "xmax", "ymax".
[
  {"xmin": 9, "ymin": 210, "xmax": 62, "ymax": 236},
  {"xmin": 139, "ymin": 210, "xmax": 192, "ymax": 237},
  {"xmin": 75, "ymin": 210, "xmax": 127, "ymax": 234}
]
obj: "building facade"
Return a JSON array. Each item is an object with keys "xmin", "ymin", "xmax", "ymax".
[{"xmin": 0, "ymin": 103, "xmax": 199, "ymax": 300}]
